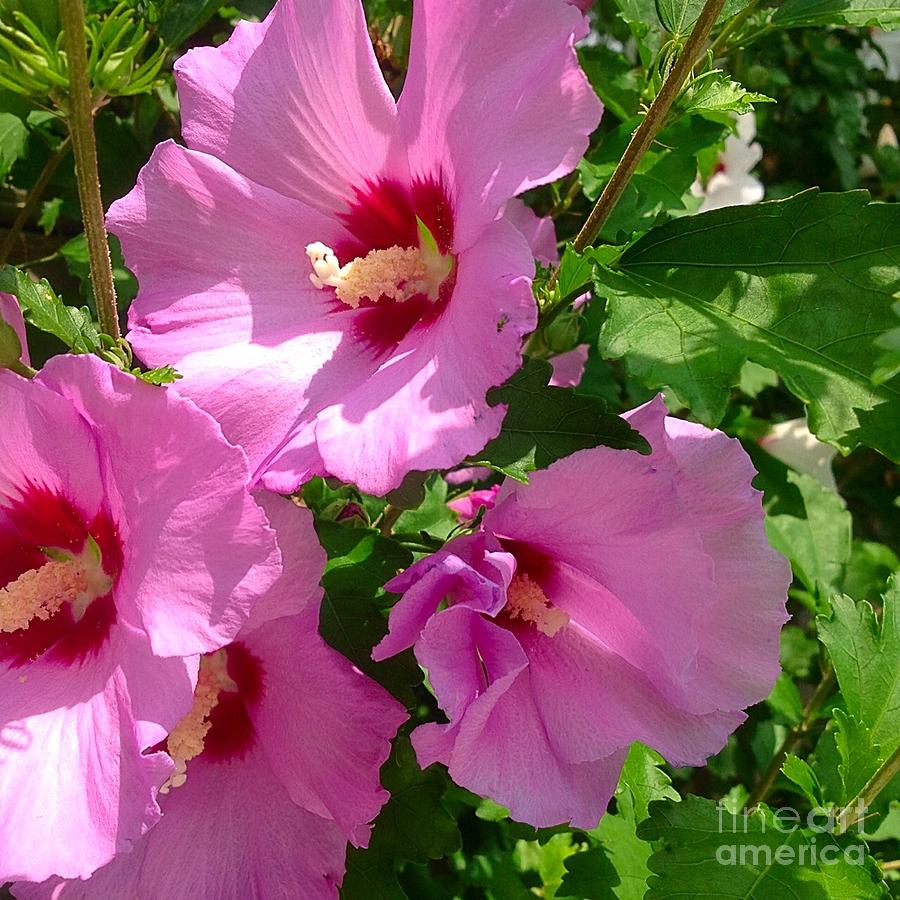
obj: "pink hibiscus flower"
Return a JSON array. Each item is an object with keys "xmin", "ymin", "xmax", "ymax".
[
  {"xmin": 373, "ymin": 398, "xmax": 790, "ymax": 827},
  {"xmin": 108, "ymin": 0, "xmax": 601, "ymax": 496},
  {"xmin": 16, "ymin": 495, "xmax": 407, "ymax": 900},
  {"xmin": 0, "ymin": 345, "xmax": 280, "ymax": 882},
  {"xmin": 447, "ymin": 485, "xmax": 501, "ymax": 522}
]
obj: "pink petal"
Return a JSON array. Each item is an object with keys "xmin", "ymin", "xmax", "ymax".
[
  {"xmin": 0, "ymin": 370, "xmax": 104, "ymax": 525},
  {"xmin": 549, "ymin": 345, "xmax": 589, "ymax": 387},
  {"xmin": 501, "ymin": 199, "xmax": 559, "ymax": 264},
  {"xmin": 109, "ymin": 141, "xmax": 350, "ymax": 477},
  {"xmin": 175, "ymin": 0, "xmax": 397, "ymax": 217},
  {"xmin": 0, "ymin": 293, "xmax": 29, "ymax": 366},
  {"xmin": 399, "ymin": 0, "xmax": 601, "ymax": 247},
  {"xmin": 17, "ymin": 748, "xmax": 347, "ymax": 900},
  {"xmin": 518, "ymin": 624, "xmax": 744, "ymax": 767},
  {"xmin": 447, "ymin": 670, "xmax": 626, "ymax": 829},
  {"xmin": 38, "ymin": 356, "xmax": 282, "ymax": 657},
  {"xmin": 243, "ymin": 493, "xmax": 327, "ymax": 635},
  {"xmin": 0, "ymin": 655, "xmax": 172, "ymax": 882},
  {"xmin": 626, "ymin": 399, "xmax": 790, "ymax": 712},
  {"xmin": 245, "ymin": 617, "xmax": 406, "ymax": 846},
  {"xmin": 447, "ymin": 486, "xmax": 501, "ymax": 521},
  {"xmin": 486, "ymin": 443, "xmax": 718, "ymax": 681},
  {"xmin": 373, "ymin": 532, "xmax": 515, "ymax": 661},
  {"xmin": 308, "ymin": 218, "xmax": 537, "ymax": 495}
]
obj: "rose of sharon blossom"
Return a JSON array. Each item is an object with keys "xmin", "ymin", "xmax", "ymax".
[
  {"xmin": 0, "ymin": 349, "xmax": 280, "ymax": 882},
  {"xmin": 693, "ymin": 112, "xmax": 764, "ymax": 212},
  {"xmin": 108, "ymin": 0, "xmax": 601, "ymax": 496},
  {"xmin": 17, "ymin": 495, "xmax": 407, "ymax": 900},
  {"xmin": 374, "ymin": 398, "xmax": 790, "ymax": 827}
]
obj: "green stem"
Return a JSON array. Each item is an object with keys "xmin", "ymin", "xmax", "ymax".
[
  {"xmin": 6, "ymin": 358, "xmax": 37, "ymax": 378},
  {"xmin": 570, "ymin": 0, "xmax": 727, "ymax": 253},
  {"xmin": 707, "ymin": 0, "xmax": 760, "ymax": 58},
  {"xmin": 836, "ymin": 744, "xmax": 900, "ymax": 835},
  {"xmin": 0, "ymin": 135, "xmax": 71, "ymax": 266},
  {"xmin": 745, "ymin": 670, "xmax": 835, "ymax": 810},
  {"xmin": 59, "ymin": 0, "xmax": 119, "ymax": 340},
  {"xmin": 378, "ymin": 504, "xmax": 404, "ymax": 537}
]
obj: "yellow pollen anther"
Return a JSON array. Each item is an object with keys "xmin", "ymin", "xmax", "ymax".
[
  {"xmin": 505, "ymin": 575, "xmax": 570, "ymax": 637},
  {"xmin": 161, "ymin": 650, "xmax": 237, "ymax": 793},
  {"xmin": 0, "ymin": 559, "xmax": 89, "ymax": 634},
  {"xmin": 306, "ymin": 242, "xmax": 430, "ymax": 308}
]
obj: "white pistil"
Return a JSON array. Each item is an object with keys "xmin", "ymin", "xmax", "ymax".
[{"xmin": 306, "ymin": 220, "xmax": 452, "ymax": 309}]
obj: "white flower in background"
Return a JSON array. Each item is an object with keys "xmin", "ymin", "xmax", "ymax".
[
  {"xmin": 859, "ymin": 28, "xmax": 900, "ymax": 81},
  {"xmin": 692, "ymin": 112, "xmax": 764, "ymax": 212},
  {"xmin": 759, "ymin": 418, "xmax": 838, "ymax": 491}
]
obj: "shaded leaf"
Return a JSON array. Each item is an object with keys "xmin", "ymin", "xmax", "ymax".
[
  {"xmin": 0, "ymin": 111, "xmax": 26, "ymax": 179},
  {"xmin": 765, "ymin": 471, "xmax": 852, "ymax": 603},
  {"xmin": 559, "ymin": 847, "xmax": 619, "ymax": 899},
  {"xmin": 593, "ymin": 190, "xmax": 900, "ymax": 462},
  {"xmin": 472, "ymin": 358, "xmax": 650, "ymax": 483},
  {"xmin": 315, "ymin": 521, "xmax": 418, "ymax": 703},
  {"xmin": 639, "ymin": 795, "xmax": 889, "ymax": 898},
  {"xmin": 817, "ymin": 575, "xmax": 900, "ymax": 755},
  {"xmin": 773, "ymin": 0, "xmax": 900, "ymax": 29}
]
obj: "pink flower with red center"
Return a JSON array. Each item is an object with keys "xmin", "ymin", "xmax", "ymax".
[
  {"xmin": 107, "ymin": 0, "xmax": 601, "ymax": 496},
  {"xmin": 373, "ymin": 398, "xmax": 790, "ymax": 828},
  {"xmin": 0, "ymin": 344, "xmax": 280, "ymax": 882},
  {"xmin": 17, "ymin": 495, "xmax": 406, "ymax": 900}
]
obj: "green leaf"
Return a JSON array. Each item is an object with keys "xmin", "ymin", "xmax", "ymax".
[
  {"xmin": 136, "ymin": 364, "xmax": 181, "ymax": 385},
  {"xmin": 619, "ymin": 743, "xmax": 679, "ymax": 823},
  {"xmin": 0, "ymin": 312, "xmax": 25, "ymax": 370},
  {"xmin": 0, "ymin": 266, "xmax": 100, "ymax": 353},
  {"xmin": 780, "ymin": 625, "xmax": 820, "ymax": 680},
  {"xmin": 342, "ymin": 846, "xmax": 408, "ymax": 900},
  {"xmin": 0, "ymin": 110, "xmax": 26, "ymax": 180},
  {"xmin": 656, "ymin": 0, "xmax": 750, "ymax": 34},
  {"xmin": 873, "ymin": 299, "xmax": 900, "ymax": 385},
  {"xmin": 394, "ymin": 474, "xmax": 457, "ymax": 541},
  {"xmin": 558, "ymin": 846, "xmax": 619, "ymax": 899},
  {"xmin": 37, "ymin": 196, "xmax": 63, "ymax": 235},
  {"xmin": 155, "ymin": 0, "xmax": 229, "ymax": 48},
  {"xmin": 817, "ymin": 575, "xmax": 900, "ymax": 756},
  {"xmin": 315, "ymin": 521, "xmax": 418, "ymax": 703},
  {"xmin": 593, "ymin": 190, "xmax": 900, "ymax": 462},
  {"xmin": 773, "ymin": 0, "xmax": 900, "ymax": 29},
  {"xmin": 676, "ymin": 71, "xmax": 773, "ymax": 118},
  {"xmin": 578, "ymin": 44, "xmax": 642, "ymax": 121},
  {"xmin": 782, "ymin": 753, "xmax": 822, "ymax": 806},
  {"xmin": 590, "ymin": 803, "xmax": 653, "ymax": 900},
  {"xmin": 368, "ymin": 736, "xmax": 461, "ymax": 863},
  {"xmin": 581, "ymin": 744, "xmax": 676, "ymax": 900},
  {"xmin": 833, "ymin": 709, "xmax": 882, "ymax": 804},
  {"xmin": 765, "ymin": 471, "xmax": 852, "ymax": 602},
  {"xmin": 581, "ymin": 150, "xmax": 699, "ymax": 241},
  {"xmin": 766, "ymin": 672, "xmax": 804, "ymax": 725},
  {"xmin": 472, "ymin": 358, "xmax": 650, "ymax": 482},
  {"xmin": 639, "ymin": 795, "xmax": 889, "ymax": 898}
]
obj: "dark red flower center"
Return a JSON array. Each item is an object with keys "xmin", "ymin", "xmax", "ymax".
[
  {"xmin": 160, "ymin": 641, "xmax": 263, "ymax": 790},
  {"xmin": 0, "ymin": 484, "xmax": 122, "ymax": 667},
  {"xmin": 309, "ymin": 176, "xmax": 457, "ymax": 352},
  {"xmin": 494, "ymin": 540, "xmax": 569, "ymax": 637}
]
